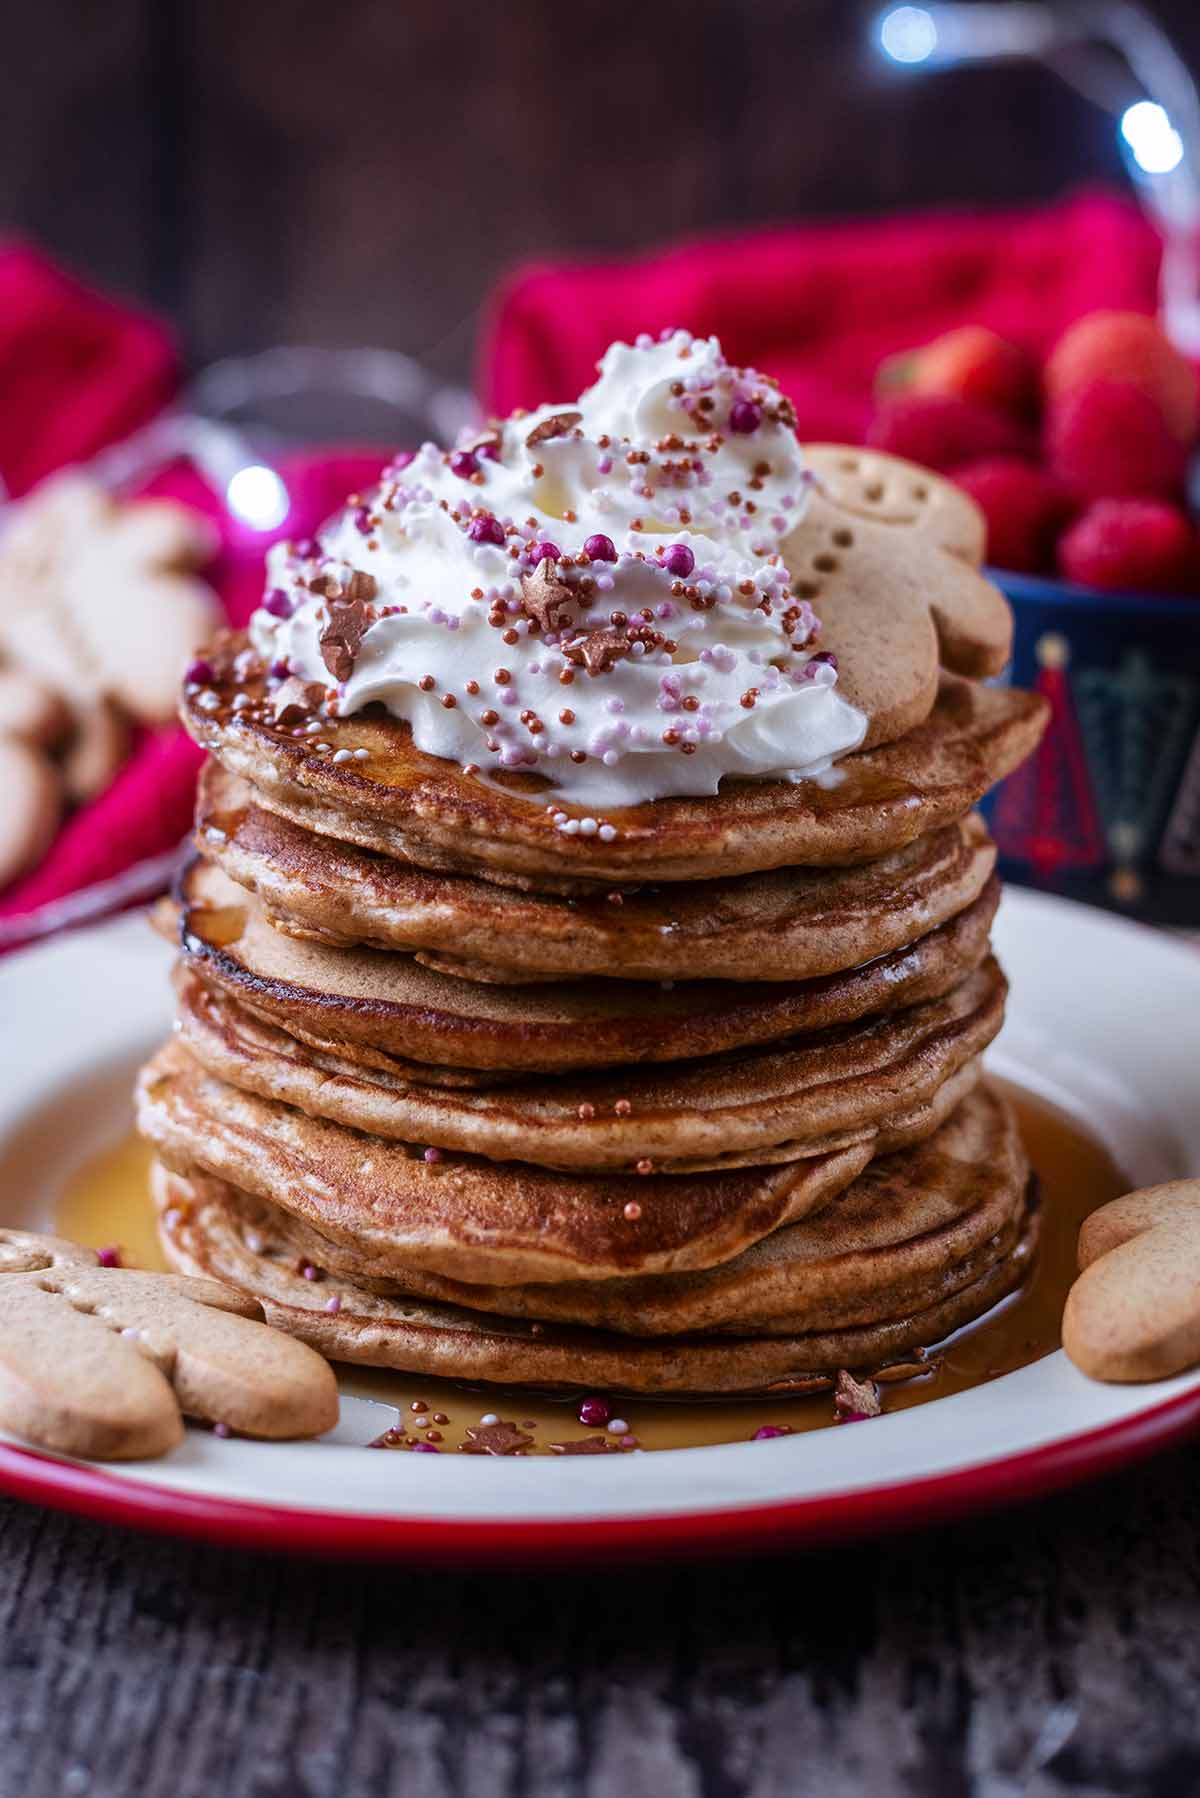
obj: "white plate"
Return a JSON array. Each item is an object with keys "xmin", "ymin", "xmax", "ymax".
[{"xmin": 1, "ymin": 888, "xmax": 1198, "ymax": 1560}]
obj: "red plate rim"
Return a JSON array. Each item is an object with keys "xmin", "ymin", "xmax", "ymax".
[{"xmin": 4, "ymin": 1381, "xmax": 1200, "ymax": 1563}]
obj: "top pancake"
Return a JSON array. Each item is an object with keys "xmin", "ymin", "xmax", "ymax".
[{"xmin": 183, "ymin": 659, "xmax": 1047, "ymax": 889}]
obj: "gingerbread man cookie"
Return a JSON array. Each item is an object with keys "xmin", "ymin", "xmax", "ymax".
[
  {"xmin": 1063, "ymin": 1181, "xmax": 1200, "ymax": 1382},
  {"xmin": 0, "ymin": 1229, "xmax": 338, "ymax": 1459},
  {"xmin": 787, "ymin": 446, "xmax": 1011, "ymax": 749}
]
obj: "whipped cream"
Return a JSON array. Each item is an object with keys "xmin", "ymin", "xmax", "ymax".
[{"xmin": 250, "ymin": 330, "xmax": 866, "ymax": 808}]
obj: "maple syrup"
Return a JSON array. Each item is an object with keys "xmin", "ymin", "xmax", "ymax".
[{"xmin": 54, "ymin": 1080, "xmax": 1125, "ymax": 1453}]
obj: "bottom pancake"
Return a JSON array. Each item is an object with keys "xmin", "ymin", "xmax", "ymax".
[
  {"xmin": 154, "ymin": 1167, "xmax": 1039, "ymax": 1396},
  {"xmin": 150, "ymin": 1086, "xmax": 1038, "ymax": 1395}
]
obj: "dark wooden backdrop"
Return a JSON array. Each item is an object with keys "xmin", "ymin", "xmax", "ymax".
[{"xmin": 4, "ymin": 0, "xmax": 1200, "ymax": 385}]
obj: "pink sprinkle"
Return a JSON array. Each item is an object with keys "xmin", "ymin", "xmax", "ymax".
[
  {"xmin": 663, "ymin": 543, "xmax": 694, "ymax": 578},
  {"xmin": 412, "ymin": 1441, "xmax": 441, "ymax": 1453},
  {"xmin": 751, "ymin": 1425, "xmax": 791, "ymax": 1441},
  {"xmin": 185, "ymin": 659, "xmax": 214, "ymax": 685},
  {"xmin": 578, "ymin": 1395, "xmax": 612, "ymax": 1428},
  {"xmin": 291, "ymin": 536, "xmax": 320, "ymax": 559},
  {"xmin": 529, "ymin": 540, "xmax": 561, "ymax": 564},
  {"xmin": 325, "ymin": 1295, "xmax": 342, "ymax": 1315},
  {"xmin": 96, "ymin": 1246, "xmax": 122, "ymax": 1269},
  {"xmin": 450, "ymin": 449, "xmax": 478, "ymax": 478},
  {"xmin": 584, "ymin": 533, "xmax": 617, "ymax": 562},
  {"xmin": 469, "ymin": 513, "xmax": 506, "ymax": 546},
  {"xmin": 729, "ymin": 399, "xmax": 762, "ymax": 434},
  {"xmin": 423, "ymin": 1147, "xmax": 443, "ymax": 1164},
  {"xmin": 263, "ymin": 588, "xmax": 293, "ymax": 619},
  {"xmin": 213, "ymin": 1423, "xmax": 231, "ymax": 1440}
]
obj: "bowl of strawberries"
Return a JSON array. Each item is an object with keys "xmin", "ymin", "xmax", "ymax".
[{"xmin": 867, "ymin": 312, "xmax": 1200, "ymax": 924}]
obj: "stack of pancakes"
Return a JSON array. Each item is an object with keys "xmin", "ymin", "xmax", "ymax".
[{"xmin": 138, "ymin": 603, "xmax": 1047, "ymax": 1396}]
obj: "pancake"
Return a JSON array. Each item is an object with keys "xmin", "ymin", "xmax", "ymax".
[
  {"xmin": 172, "ymin": 957, "xmax": 1005, "ymax": 1172},
  {"xmin": 179, "ymin": 858, "xmax": 1001, "ymax": 1076},
  {"xmin": 155, "ymin": 1083, "xmax": 1027, "ymax": 1338},
  {"xmin": 136, "ymin": 1041, "xmax": 881, "ymax": 1284},
  {"xmin": 183, "ymin": 655, "xmax": 1047, "ymax": 889},
  {"xmin": 196, "ymin": 764, "xmax": 997, "ymax": 983},
  {"xmin": 153, "ymin": 1158, "xmax": 1040, "ymax": 1397}
]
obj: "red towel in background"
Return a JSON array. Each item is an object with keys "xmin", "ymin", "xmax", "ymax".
[
  {"xmin": 483, "ymin": 193, "xmax": 1163, "ymax": 436},
  {"xmin": 0, "ymin": 246, "xmax": 179, "ymax": 500}
]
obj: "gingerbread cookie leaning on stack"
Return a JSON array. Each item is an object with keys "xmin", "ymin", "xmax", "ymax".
[{"xmin": 137, "ymin": 329, "xmax": 1049, "ymax": 1397}]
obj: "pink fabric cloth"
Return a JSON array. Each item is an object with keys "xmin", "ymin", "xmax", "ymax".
[
  {"xmin": 0, "ymin": 244, "xmax": 178, "ymax": 500},
  {"xmin": 482, "ymin": 193, "xmax": 1163, "ymax": 438}
]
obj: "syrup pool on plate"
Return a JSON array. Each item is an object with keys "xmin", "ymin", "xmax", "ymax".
[{"xmin": 55, "ymin": 1081, "xmax": 1126, "ymax": 1454}]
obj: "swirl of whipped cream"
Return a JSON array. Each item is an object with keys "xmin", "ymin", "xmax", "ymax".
[{"xmin": 250, "ymin": 330, "xmax": 866, "ymax": 809}]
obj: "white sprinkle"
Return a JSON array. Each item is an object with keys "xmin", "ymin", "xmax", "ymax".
[
  {"xmin": 599, "ymin": 824, "xmax": 617, "ymax": 842},
  {"xmin": 196, "ymin": 689, "xmax": 220, "ymax": 712},
  {"xmin": 480, "ymin": 1412, "xmax": 500, "ymax": 1426},
  {"xmin": 332, "ymin": 748, "xmax": 354, "ymax": 764},
  {"xmin": 354, "ymin": 747, "xmax": 371, "ymax": 760},
  {"xmin": 579, "ymin": 817, "xmax": 599, "ymax": 836},
  {"xmin": 607, "ymin": 1418, "xmax": 629, "ymax": 1435}
]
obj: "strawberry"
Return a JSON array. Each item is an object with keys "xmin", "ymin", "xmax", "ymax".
[
  {"xmin": 867, "ymin": 393, "xmax": 1031, "ymax": 473},
  {"xmin": 1045, "ymin": 310, "xmax": 1198, "ymax": 444},
  {"xmin": 877, "ymin": 326, "xmax": 1037, "ymax": 421},
  {"xmin": 1057, "ymin": 498, "xmax": 1195, "ymax": 593},
  {"xmin": 1045, "ymin": 379, "xmax": 1188, "ymax": 502},
  {"xmin": 951, "ymin": 458, "xmax": 1072, "ymax": 573}
]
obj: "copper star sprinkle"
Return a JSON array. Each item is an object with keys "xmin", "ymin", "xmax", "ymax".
[
  {"xmin": 460, "ymin": 1420, "xmax": 535, "ymax": 1456},
  {"xmin": 520, "ymin": 560, "xmax": 579, "ymax": 633},
  {"xmin": 524, "ymin": 410, "xmax": 582, "ymax": 448},
  {"xmin": 833, "ymin": 1368, "xmax": 882, "ymax": 1422},
  {"xmin": 319, "ymin": 575, "xmax": 376, "ymax": 682},
  {"xmin": 561, "ymin": 629, "xmax": 631, "ymax": 676},
  {"xmin": 271, "ymin": 676, "xmax": 327, "ymax": 726}
]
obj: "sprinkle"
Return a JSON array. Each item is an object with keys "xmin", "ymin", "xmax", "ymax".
[
  {"xmin": 583, "ymin": 532, "xmax": 617, "ymax": 562},
  {"xmin": 607, "ymin": 1418, "xmax": 629, "ymax": 1435},
  {"xmin": 480, "ymin": 1412, "xmax": 500, "ymax": 1426},
  {"xmin": 325, "ymin": 1295, "xmax": 342, "ymax": 1315},
  {"xmin": 529, "ymin": 540, "xmax": 561, "ymax": 564},
  {"xmin": 331, "ymin": 748, "xmax": 354, "ymax": 764},
  {"xmin": 411, "ymin": 1399, "xmax": 428, "ymax": 1413},
  {"xmin": 449, "ymin": 449, "xmax": 478, "ymax": 478},
  {"xmin": 423, "ymin": 1147, "xmax": 443, "ymax": 1164},
  {"xmin": 213, "ymin": 1423, "xmax": 232, "ymax": 1439},
  {"xmin": 751, "ymin": 1424, "xmax": 792, "ymax": 1441},
  {"xmin": 623, "ymin": 1201, "xmax": 642, "ymax": 1221},
  {"xmin": 96, "ymin": 1246, "xmax": 122, "ymax": 1268},
  {"xmin": 577, "ymin": 1395, "xmax": 612, "ymax": 1427},
  {"xmin": 468, "ymin": 513, "xmax": 505, "ymax": 545},
  {"xmin": 185, "ymin": 658, "xmax": 214, "ymax": 685},
  {"xmin": 663, "ymin": 542, "xmax": 695, "ymax": 578},
  {"xmin": 729, "ymin": 399, "xmax": 762, "ymax": 434}
]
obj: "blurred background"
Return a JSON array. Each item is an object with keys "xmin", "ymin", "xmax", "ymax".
[
  {"xmin": 2, "ymin": 0, "xmax": 1200, "ymax": 935},
  {"xmin": 5, "ymin": 0, "xmax": 1198, "ymax": 382}
]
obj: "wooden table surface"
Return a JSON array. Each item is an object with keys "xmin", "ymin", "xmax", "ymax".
[{"xmin": 3, "ymin": 1443, "xmax": 1198, "ymax": 1798}]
